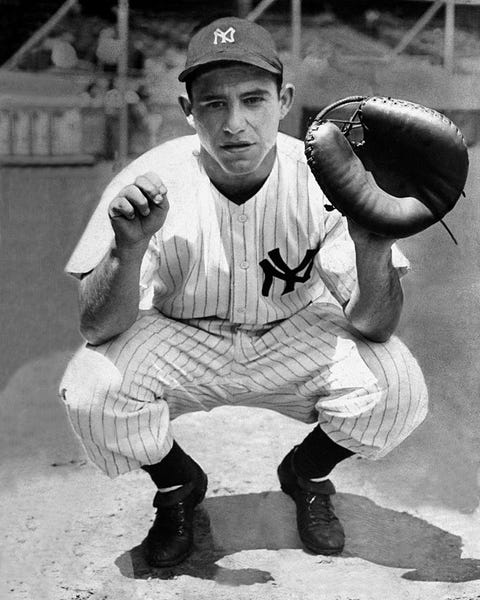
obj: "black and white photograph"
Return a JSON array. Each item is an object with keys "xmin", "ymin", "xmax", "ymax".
[{"xmin": 1, "ymin": 1, "xmax": 479, "ymax": 599}]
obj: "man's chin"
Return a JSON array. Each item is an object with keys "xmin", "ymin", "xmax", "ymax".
[
  {"xmin": 219, "ymin": 157, "xmax": 261, "ymax": 176},
  {"xmin": 200, "ymin": 145, "xmax": 274, "ymax": 180}
]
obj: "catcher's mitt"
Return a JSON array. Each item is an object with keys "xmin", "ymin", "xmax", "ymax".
[{"xmin": 304, "ymin": 96, "xmax": 469, "ymax": 240}]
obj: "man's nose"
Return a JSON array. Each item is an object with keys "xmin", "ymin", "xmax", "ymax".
[{"xmin": 223, "ymin": 104, "xmax": 246, "ymax": 135}]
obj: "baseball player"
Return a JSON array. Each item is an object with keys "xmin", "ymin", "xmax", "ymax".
[{"xmin": 60, "ymin": 16, "xmax": 428, "ymax": 567}]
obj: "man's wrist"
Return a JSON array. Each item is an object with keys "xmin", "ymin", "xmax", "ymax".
[
  {"xmin": 353, "ymin": 233, "xmax": 394, "ymax": 254},
  {"xmin": 354, "ymin": 240, "xmax": 393, "ymax": 274},
  {"xmin": 111, "ymin": 238, "xmax": 150, "ymax": 262}
]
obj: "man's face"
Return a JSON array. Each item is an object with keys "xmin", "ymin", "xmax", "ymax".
[{"xmin": 184, "ymin": 64, "xmax": 293, "ymax": 180}]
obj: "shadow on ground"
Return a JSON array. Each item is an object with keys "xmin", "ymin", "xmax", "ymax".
[{"xmin": 115, "ymin": 491, "xmax": 480, "ymax": 585}]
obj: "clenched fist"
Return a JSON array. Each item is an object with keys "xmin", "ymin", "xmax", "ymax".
[{"xmin": 108, "ymin": 172, "xmax": 169, "ymax": 250}]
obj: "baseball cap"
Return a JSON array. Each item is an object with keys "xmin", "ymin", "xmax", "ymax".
[{"xmin": 178, "ymin": 17, "xmax": 283, "ymax": 82}]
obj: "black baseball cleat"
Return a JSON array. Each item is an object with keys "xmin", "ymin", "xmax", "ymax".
[
  {"xmin": 277, "ymin": 448, "xmax": 345, "ymax": 555},
  {"xmin": 144, "ymin": 465, "xmax": 208, "ymax": 568}
]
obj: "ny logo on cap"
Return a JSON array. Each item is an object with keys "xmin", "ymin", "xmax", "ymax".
[{"xmin": 213, "ymin": 27, "xmax": 236, "ymax": 45}]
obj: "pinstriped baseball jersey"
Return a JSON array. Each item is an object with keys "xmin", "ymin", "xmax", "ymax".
[
  {"xmin": 66, "ymin": 133, "xmax": 409, "ymax": 325},
  {"xmin": 61, "ymin": 132, "xmax": 427, "ymax": 478}
]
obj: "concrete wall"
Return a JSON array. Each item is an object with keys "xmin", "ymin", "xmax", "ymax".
[{"xmin": 0, "ymin": 162, "xmax": 112, "ymax": 387}]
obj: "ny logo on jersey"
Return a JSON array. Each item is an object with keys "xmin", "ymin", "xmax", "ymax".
[
  {"xmin": 213, "ymin": 27, "xmax": 236, "ymax": 45},
  {"xmin": 260, "ymin": 247, "xmax": 320, "ymax": 296}
]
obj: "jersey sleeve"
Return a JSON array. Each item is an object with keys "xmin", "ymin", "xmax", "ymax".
[
  {"xmin": 65, "ymin": 168, "xmax": 135, "ymax": 278},
  {"xmin": 65, "ymin": 137, "xmax": 198, "ymax": 279},
  {"xmin": 318, "ymin": 207, "xmax": 410, "ymax": 307},
  {"xmin": 138, "ymin": 234, "xmax": 160, "ymax": 309}
]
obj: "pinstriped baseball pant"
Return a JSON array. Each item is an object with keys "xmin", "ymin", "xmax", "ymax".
[{"xmin": 59, "ymin": 302, "xmax": 428, "ymax": 478}]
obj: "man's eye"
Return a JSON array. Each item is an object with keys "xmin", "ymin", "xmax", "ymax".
[
  {"xmin": 205, "ymin": 101, "xmax": 225, "ymax": 109},
  {"xmin": 244, "ymin": 97, "xmax": 264, "ymax": 105}
]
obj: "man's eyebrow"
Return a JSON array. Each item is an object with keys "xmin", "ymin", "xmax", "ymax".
[
  {"xmin": 240, "ymin": 87, "xmax": 272, "ymax": 96},
  {"xmin": 197, "ymin": 87, "xmax": 273, "ymax": 101},
  {"xmin": 197, "ymin": 93, "xmax": 226, "ymax": 101}
]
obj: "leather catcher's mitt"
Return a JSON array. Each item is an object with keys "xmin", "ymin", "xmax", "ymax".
[{"xmin": 304, "ymin": 96, "xmax": 469, "ymax": 239}]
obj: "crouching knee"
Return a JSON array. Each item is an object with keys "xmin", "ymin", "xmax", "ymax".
[
  {"xmin": 370, "ymin": 336, "xmax": 429, "ymax": 452},
  {"xmin": 59, "ymin": 345, "xmax": 123, "ymax": 415}
]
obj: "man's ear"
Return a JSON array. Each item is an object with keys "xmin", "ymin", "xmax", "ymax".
[
  {"xmin": 279, "ymin": 83, "xmax": 295, "ymax": 120},
  {"xmin": 178, "ymin": 95, "xmax": 195, "ymax": 129}
]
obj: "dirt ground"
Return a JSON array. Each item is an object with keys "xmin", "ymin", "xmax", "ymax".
[
  {"xmin": 1, "ymin": 141, "xmax": 480, "ymax": 599},
  {"xmin": 1, "ymin": 362, "xmax": 480, "ymax": 600}
]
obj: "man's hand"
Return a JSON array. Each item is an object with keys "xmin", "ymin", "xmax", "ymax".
[
  {"xmin": 108, "ymin": 172, "xmax": 169, "ymax": 250},
  {"xmin": 78, "ymin": 172, "xmax": 169, "ymax": 345}
]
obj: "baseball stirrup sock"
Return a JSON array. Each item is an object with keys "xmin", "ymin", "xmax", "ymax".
[
  {"xmin": 293, "ymin": 425, "xmax": 355, "ymax": 479},
  {"xmin": 141, "ymin": 441, "xmax": 199, "ymax": 489}
]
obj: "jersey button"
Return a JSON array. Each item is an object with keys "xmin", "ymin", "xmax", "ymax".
[
  {"xmin": 237, "ymin": 307, "xmax": 246, "ymax": 313},
  {"xmin": 238, "ymin": 214, "xmax": 248, "ymax": 223},
  {"xmin": 240, "ymin": 261, "xmax": 249, "ymax": 269}
]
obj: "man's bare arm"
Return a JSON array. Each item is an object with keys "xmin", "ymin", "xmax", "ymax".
[
  {"xmin": 343, "ymin": 220, "xmax": 403, "ymax": 343},
  {"xmin": 79, "ymin": 173, "xmax": 169, "ymax": 345}
]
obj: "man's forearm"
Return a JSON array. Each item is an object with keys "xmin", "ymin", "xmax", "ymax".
[
  {"xmin": 344, "ymin": 244, "xmax": 403, "ymax": 343},
  {"xmin": 77, "ymin": 171, "xmax": 169, "ymax": 345},
  {"xmin": 79, "ymin": 241, "xmax": 148, "ymax": 345}
]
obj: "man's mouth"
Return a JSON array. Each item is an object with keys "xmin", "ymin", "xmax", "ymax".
[{"xmin": 220, "ymin": 142, "xmax": 254, "ymax": 152}]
